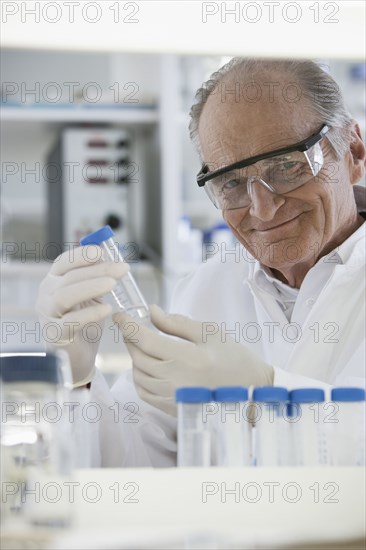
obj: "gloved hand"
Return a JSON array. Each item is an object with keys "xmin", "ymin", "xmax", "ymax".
[
  {"xmin": 36, "ymin": 245, "xmax": 129, "ymax": 387},
  {"xmin": 114, "ymin": 304, "xmax": 274, "ymax": 416}
]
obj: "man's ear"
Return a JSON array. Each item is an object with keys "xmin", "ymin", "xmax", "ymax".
[{"xmin": 349, "ymin": 121, "xmax": 366, "ymax": 184}]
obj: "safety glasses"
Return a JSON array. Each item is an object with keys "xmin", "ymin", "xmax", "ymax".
[{"xmin": 196, "ymin": 125, "xmax": 330, "ymax": 210}]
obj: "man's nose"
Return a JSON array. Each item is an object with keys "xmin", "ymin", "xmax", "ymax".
[{"xmin": 248, "ymin": 178, "xmax": 286, "ymax": 220}]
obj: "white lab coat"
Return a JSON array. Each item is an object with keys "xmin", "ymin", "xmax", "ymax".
[{"xmin": 89, "ymin": 209, "xmax": 366, "ymax": 468}]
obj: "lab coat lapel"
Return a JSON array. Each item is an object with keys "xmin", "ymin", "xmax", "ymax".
[
  {"xmin": 284, "ymin": 259, "xmax": 365, "ymax": 382},
  {"xmin": 246, "ymin": 280, "xmax": 297, "ymax": 369}
]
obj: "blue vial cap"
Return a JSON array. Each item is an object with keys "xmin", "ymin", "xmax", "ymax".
[
  {"xmin": 331, "ymin": 387, "xmax": 365, "ymax": 402},
  {"xmin": 80, "ymin": 225, "xmax": 115, "ymax": 246},
  {"xmin": 176, "ymin": 387, "xmax": 212, "ymax": 403},
  {"xmin": 252, "ymin": 386, "xmax": 289, "ymax": 403},
  {"xmin": 290, "ymin": 388, "xmax": 325, "ymax": 403},
  {"xmin": 0, "ymin": 354, "xmax": 60, "ymax": 384},
  {"xmin": 213, "ymin": 387, "xmax": 248, "ymax": 402}
]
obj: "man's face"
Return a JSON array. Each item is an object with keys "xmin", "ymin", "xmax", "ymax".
[{"xmin": 198, "ymin": 79, "xmax": 360, "ymax": 276}]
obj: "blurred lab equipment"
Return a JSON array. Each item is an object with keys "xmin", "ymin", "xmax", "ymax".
[
  {"xmin": 0, "ymin": 353, "xmax": 73, "ymax": 528},
  {"xmin": 47, "ymin": 127, "xmax": 133, "ymax": 259}
]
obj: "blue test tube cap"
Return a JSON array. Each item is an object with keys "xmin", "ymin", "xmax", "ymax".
[
  {"xmin": 0, "ymin": 354, "xmax": 60, "ymax": 384},
  {"xmin": 213, "ymin": 387, "xmax": 248, "ymax": 402},
  {"xmin": 331, "ymin": 387, "xmax": 365, "ymax": 402},
  {"xmin": 252, "ymin": 386, "xmax": 289, "ymax": 403},
  {"xmin": 80, "ymin": 225, "xmax": 115, "ymax": 246},
  {"xmin": 290, "ymin": 388, "xmax": 325, "ymax": 403},
  {"xmin": 176, "ymin": 387, "xmax": 212, "ymax": 403}
]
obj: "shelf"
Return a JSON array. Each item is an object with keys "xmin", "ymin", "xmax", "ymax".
[
  {"xmin": 21, "ymin": 467, "xmax": 365, "ymax": 549},
  {"xmin": 0, "ymin": 106, "xmax": 159, "ymax": 124}
]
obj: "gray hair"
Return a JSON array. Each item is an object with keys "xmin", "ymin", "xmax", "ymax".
[{"xmin": 189, "ymin": 58, "xmax": 353, "ymax": 160}]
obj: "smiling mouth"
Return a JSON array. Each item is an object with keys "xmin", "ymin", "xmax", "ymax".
[{"xmin": 256, "ymin": 214, "xmax": 302, "ymax": 232}]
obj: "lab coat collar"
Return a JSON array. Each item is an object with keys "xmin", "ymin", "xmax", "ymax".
[
  {"xmin": 336, "ymin": 219, "xmax": 365, "ymax": 267},
  {"xmin": 247, "ymin": 202, "xmax": 366, "ymax": 290}
]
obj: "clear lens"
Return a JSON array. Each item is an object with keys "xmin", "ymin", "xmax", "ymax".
[{"xmin": 205, "ymin": 142, "xmax": 324, "ymax": 210}]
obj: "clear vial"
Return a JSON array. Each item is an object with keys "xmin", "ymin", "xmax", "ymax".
[
  {"xmin": 213, "ymin": 387, "xmax": 251, "ymax": 467},
  {"xmin": 0, "ymin": 354, "xmax": 73, "ymax": 529},
  {"xmin": 330, "ymin": 387, "xmax": 365, "ymax": 466},
  {"xmin": 252, "ymin": 386, "xmax": 290, "ymax": 467},
  {"xmin": 289, "ymin": 388, "xmax": 329, "ymax": 466},
  {"xmin": 80, "ymin": 225, "xmax": 152, "ymax": 326},
  {"xmin": 176, "ymin": 387, "xmax": 212, "ymax": 467}
]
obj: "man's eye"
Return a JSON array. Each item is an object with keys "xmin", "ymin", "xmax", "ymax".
[
  {"xmin": 222, "ymin": 179, "xmax": 241, "ymax": 190},
  {"xmin": 269, "ymin": 161, "xmax": 305, "ymax": 179},
  {"xmin": 281, "ymin": 161, "xmax": 304, "ymax": 172}
]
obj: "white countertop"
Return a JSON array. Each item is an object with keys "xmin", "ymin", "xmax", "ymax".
[{"xmin": 2, "ymin": 467, "xmax": 365, "ymax": 549}]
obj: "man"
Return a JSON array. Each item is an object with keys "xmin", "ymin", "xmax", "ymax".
[{"xmin": 37, "ymin": 58, "xmax": 366, "ymax": 467}]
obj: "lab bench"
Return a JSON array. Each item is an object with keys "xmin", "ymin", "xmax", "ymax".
[{"xmin": 1, "ymin": 467, "xmax": 365, "ymax": 550}]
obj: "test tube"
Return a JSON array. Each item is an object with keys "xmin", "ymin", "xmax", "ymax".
[
  {"xmin": 289, "ymin": 388, "xmax": 329, "ymax": 466},
  {"xmin": 213, "ymin": 387, "xmax": 251, "ymax": 467},
  {"xmin": 252, "ymin": 386, "xmax": 290, "ymax": 466},
  {"xmin": 330, "ymin": 387, "xmax": 365, "ymax": 466},
  {"xmin": 80, "ymin": 225, "xmax": 151, "ymax": 326},
  {"xmin": 176, "ymin": 387, "xmax": 212, "ymax": 467},
  {"xmin": 0, "ymin": 354, "xmax": 73, "ymax": 527}
]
